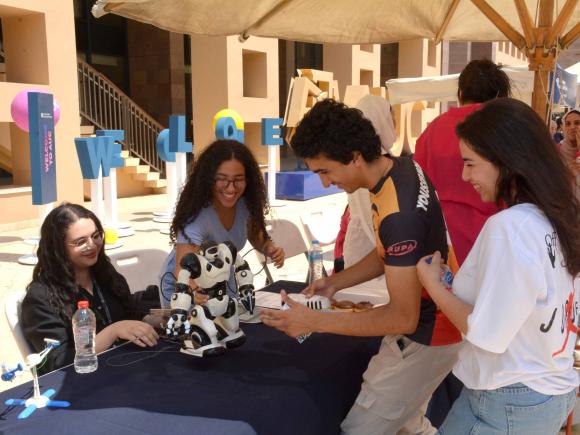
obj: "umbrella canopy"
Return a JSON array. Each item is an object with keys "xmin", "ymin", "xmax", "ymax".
[{"xmin": 93, "ymin": 0, "xmax": 580, "ymax": 117}]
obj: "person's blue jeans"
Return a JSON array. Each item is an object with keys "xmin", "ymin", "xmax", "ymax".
[{"xmin": 438, "ymin": 383, "xmax": 577, "ymax": 435}]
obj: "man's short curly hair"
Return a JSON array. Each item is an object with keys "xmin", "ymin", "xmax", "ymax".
[{"xmin": 291, "ymin": 99, "xmax": 382, "ymax": 164}]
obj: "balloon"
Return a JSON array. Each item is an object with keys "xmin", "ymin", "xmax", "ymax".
[
  {"xmin": 212, "ymin": 108, "xmax": 244, "ymax": 133},
  {"xmin": 10, "ymin": 89, "xmax": 61, "ymax": 132},
  {"xmin": 104, "ymin": 228, "xmax": 119, "ymax": 245}
]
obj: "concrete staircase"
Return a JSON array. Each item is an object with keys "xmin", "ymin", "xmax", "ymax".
[
  {"xmin": 120, "ymin": 150, "xmax": 167, "ymax": 192},
  {"xmin": 80, "ymin": 125, "xmax": 166, "ymax": 195}
]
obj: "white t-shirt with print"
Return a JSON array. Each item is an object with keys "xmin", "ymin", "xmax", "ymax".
[{"xmin": 452, "ymin": 203, "xmax": 579, "ymax": 395}]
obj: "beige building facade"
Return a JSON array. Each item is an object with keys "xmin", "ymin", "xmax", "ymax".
[
  {"xmin": 0, "ymin": 0, "xmax": 83, "ymax": 227},
  {"xmin": 0, "ymin": 0, "xmax": 532, "ymax": 227}
]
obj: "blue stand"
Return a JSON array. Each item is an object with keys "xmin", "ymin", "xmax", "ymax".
[
  {"xmin": 2, "ymin": 340, "xmax": 71, "ymax": 419},
  {"xmin": 6, "ymin": 387, "xmax": 70, "ymax": 419},
  {"xmin": 266, "ymin": 171, "xmax": 343, "ymax": 200}
]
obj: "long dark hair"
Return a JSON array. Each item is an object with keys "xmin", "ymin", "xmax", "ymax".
[
  {"xmin": 458, "ymin": 59, "xmax": 511, "ymax": 104},
  {"xmin": 456, "ymin": 98, "xmax": 580, "ymax": 276},
  {"xmin": 29, "ymin": 203, "xmax": 129, "ymax": 322},
  {"xmin": 170, "ymin": 139, "xmax": 269, "ymax": 244}
]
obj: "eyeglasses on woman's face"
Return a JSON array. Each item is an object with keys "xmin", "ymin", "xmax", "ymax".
[
  {"xmin": 214, "ymin": 176, "xmax": 247, "ymax": 189},
  {"xmin": 67, "ymin": 230, "xmax": 104, "ymax": 251}
]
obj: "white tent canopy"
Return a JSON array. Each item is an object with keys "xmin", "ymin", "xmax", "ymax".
[
  {"xmin": 94, "ymin": 0, "xmax": 580, "ymax": 116},
  {"xmin": 386, "ymin": 66, "xmax": 534, "ymax": 105},
  {"xmin": 93, "ymin": 0, "xmax": 579, "ymax": 46}
]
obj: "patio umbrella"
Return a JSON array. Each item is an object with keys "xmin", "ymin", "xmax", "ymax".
[{"xmin": 93, "ymin": 0, "xmax": 580, "ymax": 118}]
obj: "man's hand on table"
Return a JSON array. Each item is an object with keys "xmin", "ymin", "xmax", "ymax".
[
  {"xmin": 260, "ymin": 290, "xmax": 314, "ymax": 338},
  {"xmin": 302, "ymin": 277, "xmax": 338, "ymax": 300}
]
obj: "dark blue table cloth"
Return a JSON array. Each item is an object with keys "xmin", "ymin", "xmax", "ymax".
[{"xmin": 0, "ymin": 281, "xmax": 380, "ymax": 435}]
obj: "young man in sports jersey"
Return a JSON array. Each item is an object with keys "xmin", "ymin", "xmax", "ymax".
[{"xmin": 261, "ymin": 99, "xmax": 462, "ymax": 435}]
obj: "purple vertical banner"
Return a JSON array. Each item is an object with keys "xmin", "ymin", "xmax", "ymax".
[{"xmin": 28, "ymin": 92, "xmax": 57, "ymax": 205}]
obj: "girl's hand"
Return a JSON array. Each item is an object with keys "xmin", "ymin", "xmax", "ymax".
[
  {"xmin": 265, "ymin": 241, "xmax": 285, "ymax": 268},
  {"xmin": 416, "ymin": 251, "xmax": 444, "ymax": 294},
  {"xmin": 114, "ymin": 320, "xmax": 159, "ymax": 347},
  {"xmin": 190, "ymin": 280, "xmax": 209, "ymax": 305}
]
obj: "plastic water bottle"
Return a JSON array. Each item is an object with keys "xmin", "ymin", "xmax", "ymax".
[
  {"xmin": 440, "ymin": 265, "xmax": 454, "ymax": 289},
  {"xmin": 425, "ymin": 257, "xmax": 454, "ymax": 289},
  {"xmin": 308, "ymin": 240, "xmax": 324, "ymax": 285},
  {"xmin": 73, "ymin": 300, "xmax": 98, "ymax": 373}
]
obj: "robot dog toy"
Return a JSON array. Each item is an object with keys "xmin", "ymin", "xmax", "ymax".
[{"xmin": 165, "ymin": 241, "xmax": 255, "ymax": 357}]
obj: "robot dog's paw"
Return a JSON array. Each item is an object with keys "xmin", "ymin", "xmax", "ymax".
[
  {"xmin": 223, "ymin": 334, "xmax": 246, "ymax": 349},
  {"xmin": 180, "ymin": 327, "xmax": 226, "ymax": 357},
  {"xmin": 215, "ymin": 325, "xmax": 246, "ymax": 349}
]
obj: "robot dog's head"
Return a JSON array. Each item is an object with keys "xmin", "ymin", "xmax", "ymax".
[{"xmin": 201, "ymin": 241, "xmax": 237, "ymax": 268}]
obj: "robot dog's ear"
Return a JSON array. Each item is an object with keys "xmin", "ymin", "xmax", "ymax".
[
  {"xmin": 180, "ymin": 253, "xmax": 202, "ymax": 278},
  {"xmin": 222, "ymin": 241, "xmax": 238, "ymax": 259}
]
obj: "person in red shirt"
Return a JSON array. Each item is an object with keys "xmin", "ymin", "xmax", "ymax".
[
  {"xmin": 414, "ymin": 59, "xmax": 511, "ymax": 266},
  {"xmin": 414, "ymin": 59, "xmax": 511, "ymax": 428}
]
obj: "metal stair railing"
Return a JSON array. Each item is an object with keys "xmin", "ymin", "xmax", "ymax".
[{"xmin": 77, "ymin": 59, "xmax": 165, "ymax": 176}]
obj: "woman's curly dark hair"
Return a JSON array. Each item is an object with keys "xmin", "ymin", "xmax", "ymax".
[
  {"xmin": 457, "ymin": 98, "xmax": 580, "ymax": 276},
  {"xmin": 29, "ymin": 203, "xmax": 130, "ymax": 323},
  {"xmin": 170, "ymin": 139, "xmax": 269, "ymax": 245},
  {"xmin": 291, "ymin": 99, "xmax": 382, "ymax": 163}
]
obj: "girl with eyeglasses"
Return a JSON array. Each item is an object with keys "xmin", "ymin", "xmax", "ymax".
[
  {"xmin": 417, "ymin": 98, "xmax": 580, "ymax": 434},
  {"xmin": 160, "ymin": 139, "xmax": 285, "ymax": 306},
  {"xmin": 21, "ymin": 203, "xmax": 159, "ymax": 374}
]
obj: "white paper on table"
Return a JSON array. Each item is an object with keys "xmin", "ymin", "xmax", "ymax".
[{"xmin": 255, "ymin": 291, "xmax": 284, "ymax": 310}]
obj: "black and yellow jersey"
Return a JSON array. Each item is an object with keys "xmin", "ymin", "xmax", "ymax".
[{"xmin": 370, "ymin": 155, "xmax": 461, "ymax": 346}]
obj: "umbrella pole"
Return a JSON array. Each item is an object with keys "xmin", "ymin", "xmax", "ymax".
[
  {"xmin": 528, "ymin": 0, "xmax": 556, "ymax": 121},
  {"xmin": 529, "ymin": 52, "xmax": 555, "ymax": 122}
]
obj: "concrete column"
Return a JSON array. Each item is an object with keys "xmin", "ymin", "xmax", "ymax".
[
  {"xmin": 323, "ymin": 44, "xmax": 380, "ymax": 102},
  {"xmin": 396, "ymin": 39, "xmax": 442, "ymax": 153},
  {"xmin": 190, "ymin": 35, "xmax": 279, "ymax": 167},
  {"xmin": 0, "ymin": 1, "xmax": 82, "ymax": 226}
]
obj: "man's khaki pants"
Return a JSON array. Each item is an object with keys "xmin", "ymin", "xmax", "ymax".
[{"xmin": 341, "ymin": 335, "xmax": 462, "ymax": 435}]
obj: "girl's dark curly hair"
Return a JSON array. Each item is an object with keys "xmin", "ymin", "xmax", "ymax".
[
  {"xmin": 29, "ymin": 203, "xmax": 130, "ymax": 323},
  {"xmin": 170, "ymin": 139, "xmax": 269, "ymax": 245},
  {"xmin": 456, "ymin": 98, "xmax": 580, "ymax": 276},
  {"xmin": 291, "ymin": 99, "xmax": 382, "ymax": 163}
]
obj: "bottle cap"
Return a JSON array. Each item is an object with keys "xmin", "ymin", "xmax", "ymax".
[
  {"xmin": 77, "ymin": 300, "xmax": 89, "ymax": 309},
  {"xmin": 312, "ymin": 239, "xmax": 319, "ymax": 245}
]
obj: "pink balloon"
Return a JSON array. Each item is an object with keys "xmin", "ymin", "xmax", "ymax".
[{"xmin": 10, "ymin": 89, "xmax": 61, "ymax": 132}]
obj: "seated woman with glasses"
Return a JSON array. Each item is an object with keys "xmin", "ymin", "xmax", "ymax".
[
  {"xmin": 160, "ymin": 139, "xmax": 285, "ymax": 307},
  {"xmin": 20, "ymin": 203, "xmax": 159, "ymax": 374}
]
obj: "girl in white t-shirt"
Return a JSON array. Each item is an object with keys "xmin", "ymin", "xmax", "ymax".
[{"xmin": 417, "ymin": 98, "xmax": 580, "ymax": 435}]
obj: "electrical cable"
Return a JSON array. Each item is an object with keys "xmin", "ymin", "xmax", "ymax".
[
  {"xmin": 104, "ymin": 340, "xmax": 182, "ymax": 367},
  {"xmin": 159, "ymin": 271, "xmax": 176, "ymax": 301}
]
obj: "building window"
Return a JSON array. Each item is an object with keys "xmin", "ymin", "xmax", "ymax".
[
  {"xmin": 360, "ymin": 69, "xmax": 373, "ymax": 87},
  {"xmin": 242, "ymin": 49, "xmax": 267, "ymax": 98},
  {"xmin": 0, "ymin": 13, "xmax": 49, "ymax": 85},
  {"xmin": 295, "ymin": 42, "xmax": 323, "ymax": 69},
  {"xmin": 427, "ymin": 40, "xmax": 436, "ymax": 67},
  {"xmin": 380, "ymin": 43, "xmax": 399, "ymax": 84}
]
